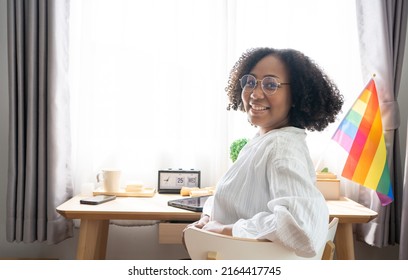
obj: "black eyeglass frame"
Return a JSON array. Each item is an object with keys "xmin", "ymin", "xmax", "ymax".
[{"xmin": 239, "ymin": 74, "xmax": 290, "ymax": 95}]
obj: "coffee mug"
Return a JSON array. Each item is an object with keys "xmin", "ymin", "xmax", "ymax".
[{"xmin": 96, "ymin": 169, "xmax": 121, "ymax": 192}]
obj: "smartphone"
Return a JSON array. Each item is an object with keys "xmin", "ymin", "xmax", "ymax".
[{"xmin": 80, "ymin": 195, "xmax": 116, "ymax": 205}]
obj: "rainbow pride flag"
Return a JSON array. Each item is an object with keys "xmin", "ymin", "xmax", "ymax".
[{"xmin": 332, "ymin": 79, "xmax": 393, "ymax": 206}]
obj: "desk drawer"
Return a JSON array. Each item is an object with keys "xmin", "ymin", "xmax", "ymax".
[{"xmin": 159, "ymin": 223, "xmax": 190, "ymax": 244}]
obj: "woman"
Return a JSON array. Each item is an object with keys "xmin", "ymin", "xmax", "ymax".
[{"xmin": 187, "ymin": 47, "xmax": 343, "ymax": 257}]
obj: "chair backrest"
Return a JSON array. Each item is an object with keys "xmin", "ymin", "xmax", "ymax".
[
  {"xmin": 184, "ymin": 217, "xmax": 339, "ymax": 260},
  {"xmin": 322, "ymin": 217, "xmax": 338, "ymax": 260}
]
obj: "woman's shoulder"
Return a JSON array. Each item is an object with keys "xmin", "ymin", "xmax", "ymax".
[
  {"xmin": 261, "ymin": 126, "xmax": 306, "ymax": 145},
  {"xmin": 242, "ymin": 127, "xmax": 307, "ymax": 157},
  {"xmin": 262, "ymin": 127, "xmax": 309, "ymax": 157}
]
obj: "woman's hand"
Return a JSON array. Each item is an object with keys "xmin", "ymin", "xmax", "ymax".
[
  {"xmin": 185, "ymin": 214, "xmax": 210, "ymax": 230},
  {"xmin": 182, "ymin": 215, "xmax": 210, "ymax": 250},
  {"xmin": 202, "ymin": 221, "xmax": 233, "ymax": 236},
  {"xmin": 182, "ymin": 216, "xmax": 233, "ymax": 252}
]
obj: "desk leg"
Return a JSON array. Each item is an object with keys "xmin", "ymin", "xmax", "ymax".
[
  {"xmin": 335, "ymin": 223, "xmax": 355, "ymax": 260},
  {"xmin": 76, "ymin": 219, "xmax": 110, "ymax": 260}
]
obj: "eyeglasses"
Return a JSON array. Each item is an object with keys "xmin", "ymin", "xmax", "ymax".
[{"xmin": 239, "ymin": 74, "xmax": 290, "ymax": 96}]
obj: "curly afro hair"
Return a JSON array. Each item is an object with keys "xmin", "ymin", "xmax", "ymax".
[{"xmin": 226, "ymin": 47, "xmax": 344, "ymax": 132}]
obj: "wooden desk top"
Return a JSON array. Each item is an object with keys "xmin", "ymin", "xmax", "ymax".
[
  {"xmin": 56, "ymin": 194, "xmax": 202, "ymax": 221},
  {"xmin": 326, "ymin": 197, "xmax": 378, "ymax": 223},
  {"xmin": 57, "ymin": 195, "xmax": 377, "ymax": 223}
]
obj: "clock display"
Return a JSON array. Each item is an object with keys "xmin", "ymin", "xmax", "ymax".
[{"xmin": 158, "ymin": 169, "xmax": 201, "ymax": 193}]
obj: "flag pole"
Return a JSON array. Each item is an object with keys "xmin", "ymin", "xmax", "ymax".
[{"xmin": 314, "ymin": 139, "xmax": 333, "ymax": 172}]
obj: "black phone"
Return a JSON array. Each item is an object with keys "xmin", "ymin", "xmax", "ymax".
[{"xmin": 80, "ymin": 195, "xmax": 116, "ymax": 205}]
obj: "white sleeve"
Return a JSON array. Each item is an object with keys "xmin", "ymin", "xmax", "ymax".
[
  {"xmin": 232, "ymin": 156, "xmax": 329, "ymax": 257},
  {"xmin": 202, "ymin": 195, "xmax": 214, "ymax": 217}
]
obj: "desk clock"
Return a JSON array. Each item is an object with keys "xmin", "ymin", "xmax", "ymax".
[{"xmin": 158, "ymin": 169, "xmax": 201, "ymax": 194}]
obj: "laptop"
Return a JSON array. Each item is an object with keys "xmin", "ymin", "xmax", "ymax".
[{"xmin": 167, "ymin": 195, "xmax": 212, "ymax": 212}]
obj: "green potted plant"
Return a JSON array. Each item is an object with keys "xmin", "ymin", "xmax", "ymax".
[{"xmin": 230, "ymin": 138, "xmax": 249, "ymax": 162}]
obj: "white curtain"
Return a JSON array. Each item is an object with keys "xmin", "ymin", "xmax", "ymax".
[
  {"xmin": 354, "ymin": 0, "xmax": 407, "ymax": 249},
  {"xmin": 68, "ymin": 0, "xmax": 362, "ymax": 197}
]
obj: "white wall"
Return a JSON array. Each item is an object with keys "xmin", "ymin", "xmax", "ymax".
[{"xmin": 0, "ymin": 0, "xmax": 405, "ymax": 259}]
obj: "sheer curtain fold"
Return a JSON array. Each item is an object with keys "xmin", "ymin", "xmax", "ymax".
[
  {"xmin": 7, "ymin": 0, "xmax": 73, "ymax": 244},
  {"xmin": 355, "ymin": 0, "xmax": 407, "ymax": 248}
]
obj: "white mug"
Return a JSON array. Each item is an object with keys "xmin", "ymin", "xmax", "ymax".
[{"xmin": 96, "ymin": 169, "xmax": 121, "ymax": 192}]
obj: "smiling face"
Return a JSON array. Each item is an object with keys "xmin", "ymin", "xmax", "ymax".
[{"xmin": 241, "ymin": 55, "xmax": 292, "ymax": 135}]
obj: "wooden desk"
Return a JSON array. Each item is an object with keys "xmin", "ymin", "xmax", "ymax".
[
  {"xmin": 57, "ymin": 194, "xmax": 201, "ymax": 259},
  {"xmin": 326, "ymin": 197, "xmax": 378, "ymax": 260},
  {"xmin": 56, "ymin": 195, "xmax": 377, "ymax": 260}
]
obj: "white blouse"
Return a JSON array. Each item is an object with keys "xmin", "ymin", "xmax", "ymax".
[{"xmin": 203, "ymin": 126, "xmax": 329, "ymax": 257}]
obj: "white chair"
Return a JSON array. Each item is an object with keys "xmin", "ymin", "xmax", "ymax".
[{"xmin": 184, "ymin": 217, "xmax": 338, "ymax": 260}]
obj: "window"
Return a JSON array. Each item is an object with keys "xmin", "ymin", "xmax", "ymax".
[{"xmin": 69, "ymin": 0, "xmax": 362, "ymax": 193}]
